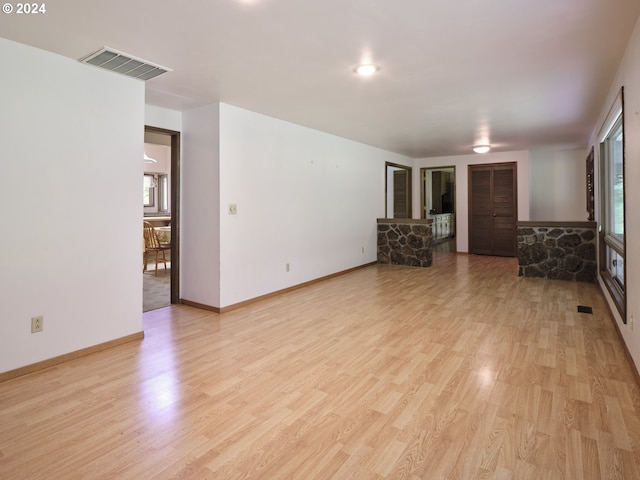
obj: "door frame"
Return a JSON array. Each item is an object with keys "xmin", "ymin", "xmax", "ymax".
[
  {"xmin": 420, "ymin": 165, "xmax": 456, "ymax": 217},
  {"xmin": 385, "ymin": 162, "xmax": 412, "ymax": 218},
  {"xmin": 421, "ymin": 166, "xmax": 457, "ymax": 249},
  {"xmin": 145, "ymin": 125, "xmax": 181, "ymax": 304}
]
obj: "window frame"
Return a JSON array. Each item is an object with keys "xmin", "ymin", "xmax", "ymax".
[
  {"xmin": 158, "ymin": 174, "xmax": 169, "ymax": 213},
  {"xmin": 598, "ymin": 87, "xmax": 626, "ymax": 321},
  {"xmin": 143, "ymin": 173, "xmax": 155, "ymax": 208},
  {"xmin": 143, "ymin": 173, "xmax": 170, "ymax": 214}
]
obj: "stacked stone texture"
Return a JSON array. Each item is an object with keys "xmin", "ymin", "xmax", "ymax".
[
  {"xmin": 377, "ymin": 223, "xmax": 433, "ymax": 267},
  {"xmin": 517, "ymin": 226, "xmax": 596, "ymax": 282}
]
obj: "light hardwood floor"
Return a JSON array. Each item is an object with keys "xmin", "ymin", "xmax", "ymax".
[{"xmin": 2, "ymin": 253, "xmax": 640, "ymax": 479}]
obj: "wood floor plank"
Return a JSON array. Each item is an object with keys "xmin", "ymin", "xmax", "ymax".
[{"xmin": 1, "ymin": 253, "xmax": 640, "ymax": 478}]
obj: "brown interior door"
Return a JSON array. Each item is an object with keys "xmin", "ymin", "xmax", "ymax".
[
  {"xmin": 468, "ymin": 163, "xmax": 517, "ymax": 256},
  {"xmin": 393, "ymin": 169, "xmax": 409, "ymax": 218},
  {"xmin": 431, "ymin": 171, "xmax": 443, "ymax": 213}
]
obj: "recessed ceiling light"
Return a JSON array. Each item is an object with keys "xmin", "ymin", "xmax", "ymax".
[
  {"xmin": 354, "ymin": 64, "xmax": 379, "ymax": 76},
  {"xmin": 473, "ymin": 145, "xmax": 491, "ymax": 154}
]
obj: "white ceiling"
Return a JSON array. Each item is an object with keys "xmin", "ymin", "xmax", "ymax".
[{"xmin": 1, "ymin": 0, "xmax": 639, "ymax": 157}]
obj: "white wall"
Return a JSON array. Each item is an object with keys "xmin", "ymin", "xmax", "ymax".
[
  {"xmin": 218, "ymin": 103, "xmax": 411, "ymax": 307},
  {"xmin": 181, "ymin": 104, "xmax": 221, "ymax": 308},
  {"xmin": 145, "ymin": 104, "xmax": 182, "ymax": 133},
  {"xmin": 590, "ymin": 16, "xmax": 640, "ymax": 369},
  {"xmin": 145, "ymin": 102, "xmax": 412, "ymax": 309},
  {"xmin": 0, "ymin": 38, "xmax": 145, "ymax": 373},
  {"xmin": 414, "ymin": 151, "xmax": 530, "ymax": 252},
  {"xmin": 529, "ymin": 149, "xmax": 587, "ymax": 221}
]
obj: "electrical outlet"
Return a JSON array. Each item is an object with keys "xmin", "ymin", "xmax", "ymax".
[
  {"xmin": 631, "ymin": 315, "xmax": 635, "ymax": 331},
  {"xmin": 361, "ymin": 246, "xmax": 365, "ymax": 254},
  {"xmin": 31, "ymin": 315, "xmax": 43, "ymax": 333},
  {"xmin": 286, "ymin": 263, "xmax": 290, "ymax": 272}
]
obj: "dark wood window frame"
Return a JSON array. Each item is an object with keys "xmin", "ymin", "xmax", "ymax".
[{"xmin": 598, "ymin": 87, "xmax": 626, "ymax": 321}]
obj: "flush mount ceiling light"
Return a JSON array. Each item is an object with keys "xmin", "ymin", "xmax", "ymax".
[
  {"xmin": 79, "ymin": 47, "xmax": 172, "ymax": 81},
  {"xmin": 473, "ymin": 145, "xmax": 491, "ymax": 154},
  {"xmin": 354, "ymin": 64, "xmax": 379, "ymax": 76}
]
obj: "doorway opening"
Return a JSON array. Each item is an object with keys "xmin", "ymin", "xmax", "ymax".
[
  {"xmin": 385, "ymin": 162, "xmax": 412, "ymax": 218},
  {"xmin": 421, "ymin": 166, "xmax": 456, "ymax": 252},
  {"xmin": 143, "ymin": 126, "xmax": 180, "ymax": 311}
]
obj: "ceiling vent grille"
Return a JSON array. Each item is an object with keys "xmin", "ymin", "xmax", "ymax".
[{"xmin": 79, "ymin": 47, "xmax": 171, "ymax": 81}]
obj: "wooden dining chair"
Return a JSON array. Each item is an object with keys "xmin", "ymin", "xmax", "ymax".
[{"xmin": 143, "ymin": 221, "xmax": 171, "ymax": 275}]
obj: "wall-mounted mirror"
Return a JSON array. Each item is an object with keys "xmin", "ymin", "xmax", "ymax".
[{"xmin": 385, "ymin": 162, "xmax": 412, "ymax": 218}]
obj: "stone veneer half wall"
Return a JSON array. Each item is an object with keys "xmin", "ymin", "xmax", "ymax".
[
  {"xmin": 517, "ymin": 221, "xmax": 597, "ymax": 282},
  {"xmin": 377, "ymin": 219, "xmax": 433, "ymax": 267}
]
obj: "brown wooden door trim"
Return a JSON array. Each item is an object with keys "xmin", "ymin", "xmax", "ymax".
[{"xmin": 145, "ymin": 125, "xmax": 181, "ymax": 304}]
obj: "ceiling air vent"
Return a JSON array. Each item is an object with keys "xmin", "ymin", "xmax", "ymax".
[{"xmin": 79, "ymin": 47, "xmax": 171, "ymax": 81}]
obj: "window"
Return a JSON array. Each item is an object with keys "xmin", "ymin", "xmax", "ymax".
[
  {"xmin": 159, "ymin": 175, "xmax": 169, "ymax": 212},
  {"xmin": 143, "ymin": 174, "xmax": 155, "ymax": 207},
  {"xmin": 599, "ymin": 87, "xmax": 626, "ymax": 319},
  {"xmin": 143, "ymin": 173, "xmax": 169, "ymax": 213}
]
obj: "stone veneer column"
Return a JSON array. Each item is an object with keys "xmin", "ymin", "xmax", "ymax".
[
  {"xmin": 517, "ymin": 221, "xmax": 597, "ymax": 282},
  {"xmin": 377, "ymin": 219, "xmax": 433, "ymax": 267}
]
